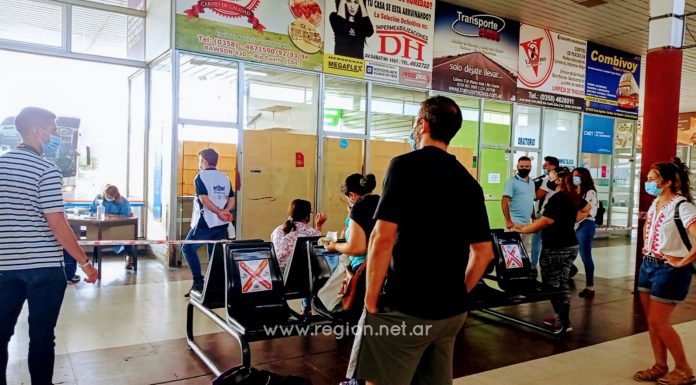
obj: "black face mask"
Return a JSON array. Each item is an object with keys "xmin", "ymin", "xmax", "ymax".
[
  {"xmin": 518, "ymin": 169, "xmax": 531, "ymax": 178},
  {"xmin": 547, "ymin": 180, "xmax": 558, "ymax": 190}
]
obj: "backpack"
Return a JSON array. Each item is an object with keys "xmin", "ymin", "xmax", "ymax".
[
  {"xmin": 213, "ymin": 367, "xmax": 312, "ymax": 385},
  {"xmin": 674, "ymin": 200, "xmax": 693, "ymax": 250}
]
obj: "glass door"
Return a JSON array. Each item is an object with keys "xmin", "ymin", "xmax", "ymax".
[
  {"xmin": 480, "ymin": 101, "xmax": 513, "ymax": 229},
  {"xmin": 241, "ymin": 65, "xmax": 319, "ymax": 241}
]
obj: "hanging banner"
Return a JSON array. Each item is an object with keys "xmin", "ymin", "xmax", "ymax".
[
  {"xmin": 175, "ymin": 0, "xmax": 325, "ymax": 71},
  {"xmin": 431, "ymin": 2, "xmax": 519, "ymax": 100},
  {"xmin": 582, "ymin": 114, "xmax": 614, "ymax": 155},
  {"xmin": 516, "ymin": 24, "xmax": 586, "ymax": 111},
  {"xmin": 323, "ymin": 0, "xmax": 435, "ymax": 88},
  {"xmin": 584, "ymin": 42, "xmax": 641, "ymax": 119}
]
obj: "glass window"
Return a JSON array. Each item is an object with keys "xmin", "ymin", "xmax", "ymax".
[
  {"xmin": 481, "ymin": 101, "xmax": 512, "ymax": 147},
  {"xmin": 614, "ymin": 119, "xmax": 635, "ymax": 156},
  {"xmin": 179, "ymin": 55, "xmax": 238, "ymax": 123},
  {"xmin": 514, "ymin": 106, "xmax": 541, "ymax": 149},
  {"xmin": 324, "ymin": 78, "xmax": 367, "ymax": 135},
  {"xmin": 242, "ymin": 66, "xmax": 319, "ymax": 241},
  {"xmin": 148, "ymin": 56, "xmax": 172, "ymax": 234},
  {"xmin": 369, "ymin": 85, "xmax": 426, "ymax": 195},
  {"xmin": 0, "ymin": 50, "xmax": 136, "ymax": 202},
  {"xmin": 128, "ymin": 70, "xmax": 146, "ymax": 201},
  {"xmin": 445, "ymin": 95, "xmax": 479, "ymax": 177},
  {"xmin": 0, "ymin": 0, "xmax": 63, "ymax": 47},
  {"xmin": 611, "ymin": 157, "xmax": 633, "ymax": 227},
  {"xmin": 86, "ymin": 0, "xmax": 145, "ymax": 10},
  {"xmin": 543, "ymin": 109, "xmax": 580, "ymax": 169},
  {"xmin": 580, "ymin": 153, "xmax": 611, "ymax": 222},
  {"xmin": 72, "ymin": 6, "xmax": 145, "ymax": 60},
  {"xmin": 321, "ymin": 136, "xmax": 365, "ymax": 235}
]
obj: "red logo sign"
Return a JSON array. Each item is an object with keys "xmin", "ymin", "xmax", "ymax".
[
  {"xmin": 184, "ymin": 0, "xmax": 265, "ymax": 31},
  {"xmin": 239, "ymin": 259, "xmax": 272, "ymax": 292},
  {"xmin": 520, "ymin": 38, "xmax": 543, "ymax": 76}
]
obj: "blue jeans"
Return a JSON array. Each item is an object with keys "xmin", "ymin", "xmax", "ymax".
[
  {"xmin": 0, "ymin": 267, "xmax": 67, "ymax": 385},
  {"xmin": 531, "ymin": 232, "xmax": 543, "ymax": 269},
  {"xmin": 182, "ymin": 226, "xmax": 228, "ymax": 287},
  {"xmin": 576, "ymin": 220, "xmax": 596, "ymax": 287},
  {"xmin": 63, "ymin": 251, "xmax": 77, "ymax": 279}
]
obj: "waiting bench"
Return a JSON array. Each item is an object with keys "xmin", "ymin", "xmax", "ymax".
[
  {"xmin": 469, "ymin": 230, "xmax": 564, "ymax": 335},
  {"xmin": 186, "ymin": 240, "xmax": 332, "ymax": 380}
]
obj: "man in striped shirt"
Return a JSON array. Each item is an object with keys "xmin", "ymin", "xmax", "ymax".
[{"xmin": 0, "ymin": 107, "xmax": 98, "ymax": 385}]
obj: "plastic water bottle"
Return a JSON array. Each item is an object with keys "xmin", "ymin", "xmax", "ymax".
[{"xmin": 96, "ymin": 200, "xmax": 106, "ymax": 221}]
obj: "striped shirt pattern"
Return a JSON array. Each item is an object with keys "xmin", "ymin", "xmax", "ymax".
[{"xmin": 0, "ymin": 146, "xmax": 64, "ymax": 270}]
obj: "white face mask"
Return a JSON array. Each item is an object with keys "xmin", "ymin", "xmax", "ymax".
[{"xmin": 104, "ymin": 197, "xmax": 115, "ymax": 202}]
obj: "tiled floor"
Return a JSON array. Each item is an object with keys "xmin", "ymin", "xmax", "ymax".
[{"xmin": 6, "ymin": 237, "xmax": 696, "ymax": 385}]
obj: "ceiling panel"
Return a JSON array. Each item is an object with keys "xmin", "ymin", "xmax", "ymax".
[{"xmin": 450, "ymin": 0, "xmax": 696, "ymax": 112}]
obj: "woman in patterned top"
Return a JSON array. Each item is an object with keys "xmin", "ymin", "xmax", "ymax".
[
  {"xmin": 271, "ymin": 199, "xmax": 326, "ymax": 272},
  {"xmin": 634, "ymin": 158, "xmax": 696, "ymax": 385}
]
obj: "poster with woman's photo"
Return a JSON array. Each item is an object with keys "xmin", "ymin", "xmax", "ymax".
[{"xmin": 323, "ymin": 0, "xmax": 435, "ymax": 88}]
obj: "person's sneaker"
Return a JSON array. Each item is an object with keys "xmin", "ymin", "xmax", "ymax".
[
  {"xmin": 543, "ymin": 314, "xmax": 573, "ymax": 334},
  {"xmin": 578, "ymin": 288, "xmax": 596, "ymax": 298},
  {"xmin": 542, "ymin": 315, "xmax": 558, "ymax": 327},
  {"xmin": 125, "ymin": 255, "xmax": 135, "ymax": 271},
  {"xmin": 67, "ymin": 275, "xmax": 81, "ymax": 284},
  {"xmin": 184, "ymin": 284, "xmax": 204, "ymax": 298}
]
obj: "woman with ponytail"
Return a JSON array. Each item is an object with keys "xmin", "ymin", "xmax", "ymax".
[
  {"xmin": 271, "ymin": 199, "xmax": 326, "ymax": 272},
  {"xmin": 634, "ymin": 158, "xmax": 696, "ymax": 385},
  {"xmin": 325, "ymin": 173, "xmax": 379, "ymax": 271}
]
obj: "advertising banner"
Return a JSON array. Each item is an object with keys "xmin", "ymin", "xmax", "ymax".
[
  {"xmin": 585, "ymin": 42, "xmax": 641, "ymax": 119},
  {"xmin": 323, "ymin": 0, "xmax": 436, "ymax": 88},
  {"xmin": 432, "ymin": 2, "xmax": 519, "ymax": 101},
  {"xmin": 175, "ymin": 0, "xmax": 325, "ymax": 71},
  {"xmin": 516, "ymin": 24, "xmax": 586, "ymax": 111},
  {"xmin": 582, "ymin": 114, "xmax": 614, "ymax": 155}
]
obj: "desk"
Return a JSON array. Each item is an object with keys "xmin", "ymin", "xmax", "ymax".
[{"xmin": 67, "ymin": 216, "xmax": 139, "ymax": 280}]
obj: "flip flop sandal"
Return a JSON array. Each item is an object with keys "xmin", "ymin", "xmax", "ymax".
[
  {"xmin": 658, "ymin": 369, "xmax": 696, "ymax": 385},
  {"xmin": 634, "ymin": 365, "xmax": 668, "ymax": 382}
]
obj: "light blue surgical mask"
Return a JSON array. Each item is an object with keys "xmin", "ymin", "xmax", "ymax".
[
  {"xmin": 645, "ymin": 181, "xmax": 663, "ymax": 197},
  {"xmin": 573, "ymin": 176, "xmax": 582, "ymax": 186},
  {"xmin": 39, "ymin": 128, "xmax": 61, "ymax": 155},
  {"xmin": 408, "ymin": 129, "xmax": 417, "ymax": 151},
  {"xmin": 104, "ymin": 197, "xmax": 115, "ymax": 202}
]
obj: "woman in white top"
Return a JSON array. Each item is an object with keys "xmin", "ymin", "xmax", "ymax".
[
  {"xmin": 634, "ymin": 158, "xmax": 696, "ymax": 385},
  {"xmin": 572, "ymin": 167, "xmax": 600, "ymax": 297}
]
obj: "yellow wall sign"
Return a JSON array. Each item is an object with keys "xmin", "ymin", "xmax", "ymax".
[{"xmin": 323, "ymin": 54, "xmax": 365, "ymax": 78}]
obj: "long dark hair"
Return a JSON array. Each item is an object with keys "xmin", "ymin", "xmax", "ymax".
[
  {"xmin": 335, "ymin": 0, "xmax": 363, "ymax": 18},
  {"xmin": 573, "ymin": 167, "xmax": 596, "ymax": 197},
  {"xmin": 282, "ymin": 199, "xmax": 312, "ymax": 234},
  {"xmin": 651, "ymin": 157, "xmax": 693, "ymax": 203},
  {"xmin": 341, "ymin": 173, "xmax": 377, "ymax": 196},
  {"xmin": 556, "ymin": 167, "xmax": 583, "ymax": 207}
]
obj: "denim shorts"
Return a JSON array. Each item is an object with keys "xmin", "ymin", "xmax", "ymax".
[{"xmin": 637, "ymin": 257, "xmax": 693, "ymax": 303}]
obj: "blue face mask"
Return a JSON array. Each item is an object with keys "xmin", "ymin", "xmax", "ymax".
[
  {"xmin": 408, "ymin": 129, "xmax": 417, "ymax": 151},
  {"xmin": 39, "ymin": 129, "xmax": 61, "ymax": 155},
  {"xmin": 104, "ymin": 197, "xmax": 115, "ymax": 202},
  {"xmin": 645, "ymin": 181, "xmax": 663, "ymax": 197},
  {"xmin": 573, "ymin": 176, "xmax": 582, "ymax": 186}
]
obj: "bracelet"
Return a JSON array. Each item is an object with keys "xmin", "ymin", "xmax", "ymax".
[{"xmin": 79, "ymin": 260, "xmax": 91, "ymax": 267}]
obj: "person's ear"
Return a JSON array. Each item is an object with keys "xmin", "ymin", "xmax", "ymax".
[{"xmin": 421, "ymin": 119, "xmax": 431, "ymax": 134}]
